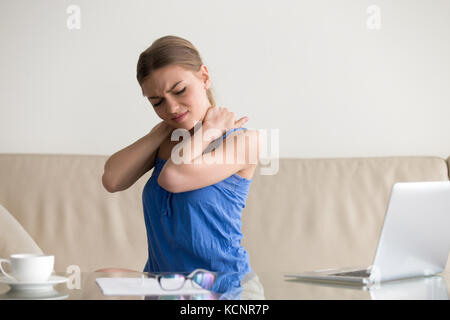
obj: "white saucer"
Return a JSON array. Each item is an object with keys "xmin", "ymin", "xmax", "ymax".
[
  {"xmin": 0, "ymin": 275, "xmax": 69, "ymax": 291},
  {"xmin": 0, "ymin": 288, "xmax": 69, "ymax": 300}
]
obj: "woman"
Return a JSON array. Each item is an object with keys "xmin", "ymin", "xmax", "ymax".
[{"xmin": 99, "ymin": 36, "xmax": 263, "ymax": 296}]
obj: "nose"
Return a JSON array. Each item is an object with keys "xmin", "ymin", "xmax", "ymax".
[{"xmin": 165, "ymin": 96, "xmax": 180, "ymax": 114}]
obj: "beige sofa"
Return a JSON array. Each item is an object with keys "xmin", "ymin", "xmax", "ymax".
[{"xmin": 1, "ymin": 153, "xmax": 449, "ymax": 280}]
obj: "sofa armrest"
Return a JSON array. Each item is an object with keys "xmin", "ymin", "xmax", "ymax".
[{"xmin": 0, "ymin": 204, "xmax": 43, "ymax": 260}]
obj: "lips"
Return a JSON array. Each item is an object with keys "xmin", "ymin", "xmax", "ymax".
[{"xmin": 171, "ymin": 111, "xmax": 188, "ymax": 122}]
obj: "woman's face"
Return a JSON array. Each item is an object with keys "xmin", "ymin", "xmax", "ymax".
[{"xmin": 141, "ymin": 64, "xmax": 212, "ymax": 133}]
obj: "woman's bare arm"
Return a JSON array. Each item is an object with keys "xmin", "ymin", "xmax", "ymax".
[
  {"xmin": 158, "ymin": 128, "xmax": 259, "ymax": 193},
  {"xmin": 102, "ymin": 121, "xmax": 173, "ymax": 193}
]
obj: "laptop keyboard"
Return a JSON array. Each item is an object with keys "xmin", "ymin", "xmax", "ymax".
[{"xmin": 331, "ymin": 270, "xmax": 371, "ymax": 277}]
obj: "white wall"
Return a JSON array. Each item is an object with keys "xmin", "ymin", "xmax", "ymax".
[{"xmin": 1, "ymin": 0, "xmax": 449, "ymax": 158}]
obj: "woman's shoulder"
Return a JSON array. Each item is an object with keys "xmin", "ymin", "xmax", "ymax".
[
  {"xmin": 226, "ymin": 128, "xmax": 259, "ymax": 180},
  {"xmin": 224, "ymin": 127, "xmax": 259, "ymax": 141},
  {"xmin": 227, "ymin": 128, "xmax": 260, "ymax": 152},
  {"xmin": 156, "ymin": 134, "xmax": 179, "ymax": 160}
]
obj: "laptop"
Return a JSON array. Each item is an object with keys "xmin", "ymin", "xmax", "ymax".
[
  {"xmin": 368, "ymin": 275, "xmax": 448, "ymax": 299},
  {"xmin": 284, "ymin": 181, "xmax": 450, "ymax": 286}
]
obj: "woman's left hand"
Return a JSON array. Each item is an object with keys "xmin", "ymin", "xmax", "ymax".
[{"xmin": 202, "ymin": 106, "xmax": 249, "ymax": 138}]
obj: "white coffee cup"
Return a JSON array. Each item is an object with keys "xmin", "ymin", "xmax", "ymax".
[{"xmin": 0, "ymin": 253, "xmax": 54, "ymax": 283}]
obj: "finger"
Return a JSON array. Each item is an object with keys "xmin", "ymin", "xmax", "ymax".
[{"xmin": 234, "ymin": 116, "xmax": 249, "ymax": 127}]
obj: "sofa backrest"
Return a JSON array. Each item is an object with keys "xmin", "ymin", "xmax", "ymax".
[
  {"xmin": 0, "ymin": 154, "xmax": 449, "ymax": 274},
  {"xmin": 0, "ymin": 153, "xmax": 148, "ymax": 272},
  {"xmin": 242, "ymin": 156, "xmax": 450, "ymax": 274}
]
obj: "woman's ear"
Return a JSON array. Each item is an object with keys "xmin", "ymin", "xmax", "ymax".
[{"xmin": 199, "ymin": 64, "xmax": 211, "ymax": 90}]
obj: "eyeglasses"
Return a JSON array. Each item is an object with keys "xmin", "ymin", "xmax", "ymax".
[{"xmin": 154, "ymin": 268, "xmax": 217, "ymax": 291}]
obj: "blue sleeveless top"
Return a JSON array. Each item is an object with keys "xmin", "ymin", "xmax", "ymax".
[{"xmin": 142, "ymin": 127, "xmax": 253, "ymax": 275}]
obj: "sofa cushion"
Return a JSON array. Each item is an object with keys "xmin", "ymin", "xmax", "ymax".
[{"xmin": 0, "ymin": 204, "xmax": 43, "ymax": 260}]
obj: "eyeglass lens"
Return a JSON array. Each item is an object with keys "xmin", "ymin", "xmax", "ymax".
[
  {"xmin": 191, "ymin": 271, "xmax": 215, "ymax": 290},
  {"xmin": 159, "ymin": 271, "xmax": 216, "ymax": 291},
  {"xmin": 159, "ymin": 274, "xmax": 185, "ymax": 290}
]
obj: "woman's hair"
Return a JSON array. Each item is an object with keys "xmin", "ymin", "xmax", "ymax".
[{"xmin": 136, "ymin": 35, "xmax": 216, "ymax": 107}]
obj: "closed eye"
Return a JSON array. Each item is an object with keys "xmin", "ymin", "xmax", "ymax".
[
  {"xmin": 153, "ymin": 87, "xmax": 186, "ymax": 107},
  {"xmin": 175, "ymin": 87, "xmax": 186, "ymax": 95}
]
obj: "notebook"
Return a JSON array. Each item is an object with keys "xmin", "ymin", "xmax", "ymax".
[{"xmin": 96, "ymin": 277, "xmax": 212, "ymax": 296}]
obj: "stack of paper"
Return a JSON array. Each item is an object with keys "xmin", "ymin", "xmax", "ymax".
[{"xmin": 95, "ymin": 277, "xmax": 212, "ymax": 296}]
